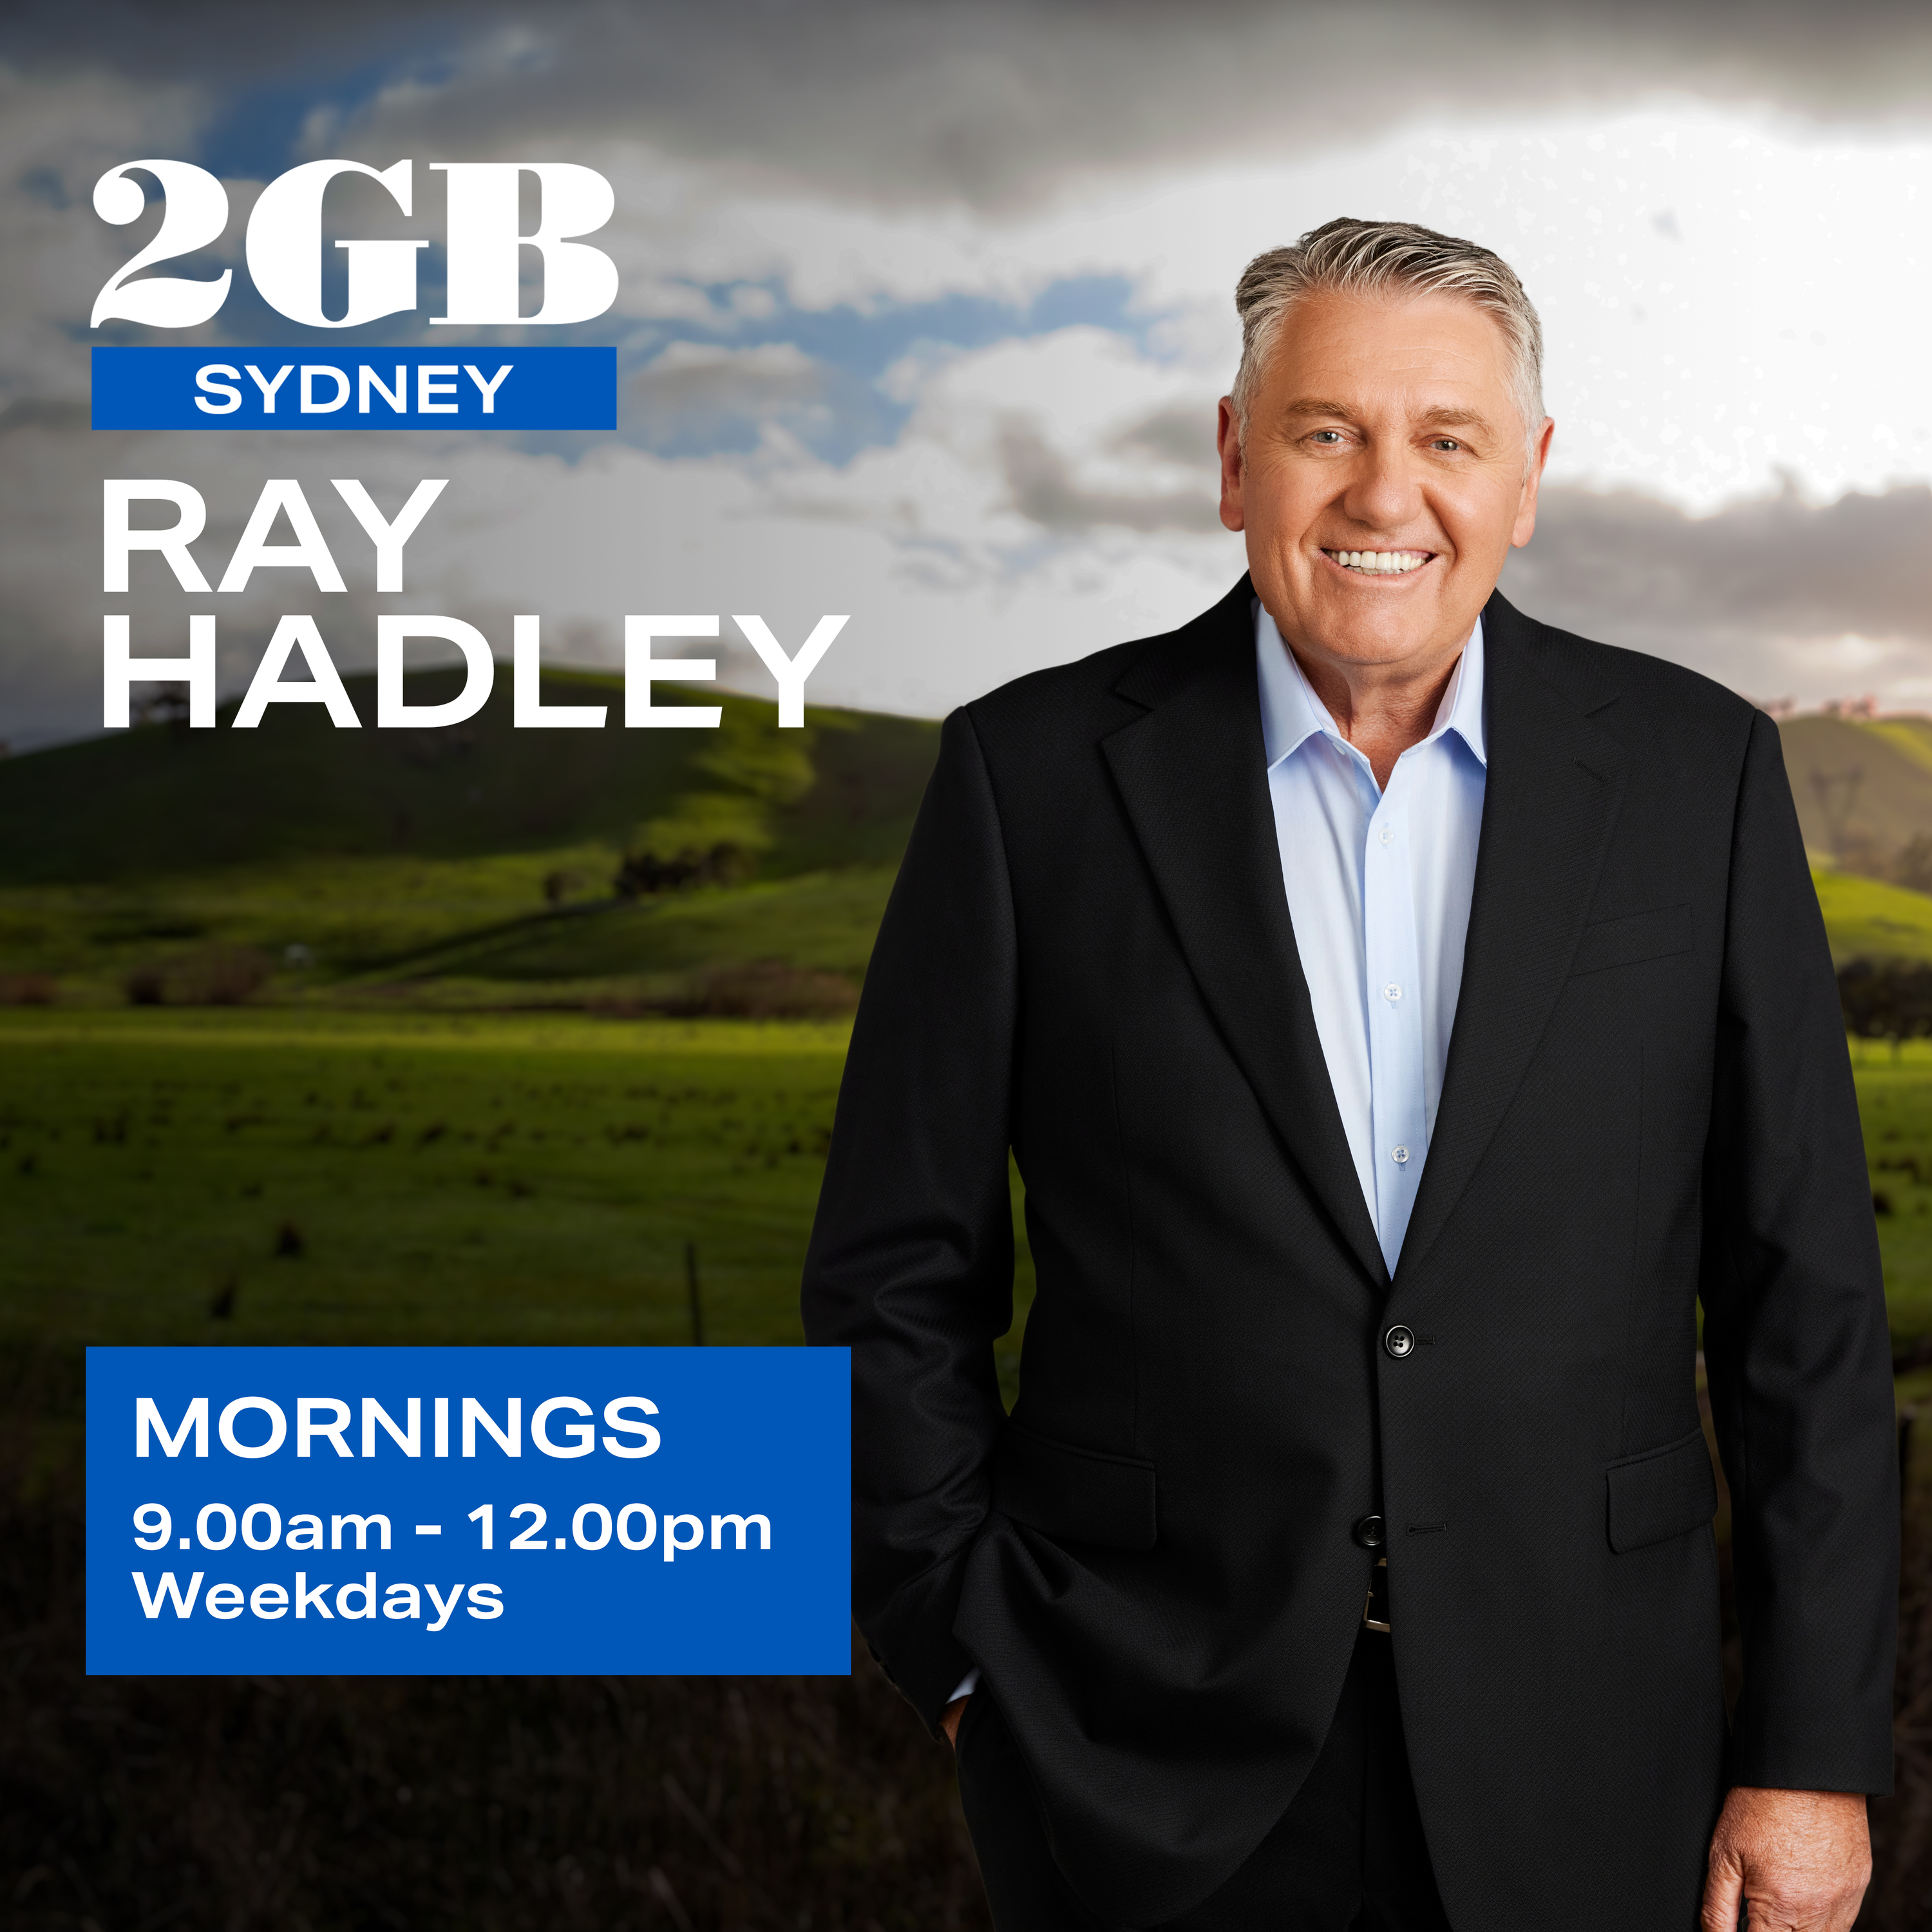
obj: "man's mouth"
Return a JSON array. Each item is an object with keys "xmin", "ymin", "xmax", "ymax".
[{"xmin": 1320, "ymin": 549, "xmax": 1432, "ymax": 576}]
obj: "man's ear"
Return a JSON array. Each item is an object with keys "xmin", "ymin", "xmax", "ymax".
[
  {"xmin": 1511, "ymin": 415, "xmax": 1555, "ymax": 549},
  {"xmin": 1217, "ymin": 397, "xmax": 1245, "ymax": 533}
]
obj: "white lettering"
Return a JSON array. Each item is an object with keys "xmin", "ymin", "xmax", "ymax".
[
  {"xmin": 135, "ymin": 1395, "xmax": 207, "ymax": 1458},
  {"xmin": 104, "ymin": 479, "xmax": 209, "ymax": 592},
  {"xmin": 513, "ymin": 616, "xmax": 606, "ymax": 728},
  {"xmin": 245, "ymin": 158, "xmax": 422, "ymax": 329},
  {"xmin": 219, "ymin": 1396, "xmax": 287, "ymax": 1459},
  {"xmin": 131, "ymin": 1570, "xmax": 204, "ymax": 1618},
  {"xmin": 663, "ymin": 1513, "xmax": 705, "ymax": 1562},
  {"xmin": 624, "ymin": 615, "xmax": 721, "ymax": 729},
  {"xmin": 294, "ymin": 1571, "xmax": 334, "ymax": 1618},
  {"xmin": 241, "ymin": 1503, "xmax": 282, "ymax": 1550},
  {"xmin": 331, "ymin": 1513, "xmax": 392, "ymax": 1551},
  {"xmin": 244, "ymin": 363, "xmax": 293, "ymax": 412},
  {"xmin": 299, "ymin": 365, "xmax": 350, "ymax": 413},
  {"xmin": 195, "ymin": 365, "xmax": 242, "ymax": 413},
  {"xmin": 103, "ymin": 614, "xmax": 216, "ymax": 729},
  {"xmin": 435, "ymin": 163, "xmax": 616, "ymax": 325},
  {"xmin": 531, "ymin": 1396, "xmax": 595, "ymax": 1458},
  {"xmin": 377, "ymin": 616, "xmax": 495, "ymax": 728},
  {"xmin": 601, "ymin": 1397, "xmax": 661, "ymax": 1458},
  {"xmin": 711, "ymin": 1512, "xmax": 772, "ymax": 1551},
  {"xmin": 297, "ymin": 1397, "xmax": 354, "ymax": 1458},
  {"xmin": 336, "ymin": 1572, "xmax": 379, "ymax": 1618},
  {"xmin": 362, "ymin": 1396, "xmax": 421, "ymax": 1457},
  {"xmin": 461, "ymin": 1396, "xmax": 522, "ymax": 1458},
  {"xmin": 218, "ymin": 479, "xmax": 346, "ymax": 594},
  {"xmin": 91, "ymin": 160, "xmax": 231, "ymax": 328},
  {"xmin": 360, "ymin": 364, "xmax": 407, "ymax": 414},
  {"xmin": 417, "ymin": 365, "xmax": 459, "ymax": 413},
  {"xmin": 464, "ymin": 363, "xmax": 512, "ymax": 411},
  {"xmin": 231, "ymin": 616, "xmax": 362, "ymax": 730},
  {"xmin": 330, "ymin": 477, "xmax": 446, "ymax": 593},
  {"xmin": 734, "ymin": 614, "xmax": 848, "ymax": 729}
]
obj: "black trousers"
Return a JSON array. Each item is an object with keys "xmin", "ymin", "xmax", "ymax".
[{"xmin": 956, "ymin": 1629, "xmax": 1454, "ymax": 1931}]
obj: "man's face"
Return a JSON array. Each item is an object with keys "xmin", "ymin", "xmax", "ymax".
[{"xmin": 1218, "ymin": 289, "xmax": 1553, "ymax": 672}]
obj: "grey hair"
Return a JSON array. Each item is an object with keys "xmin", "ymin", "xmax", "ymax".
[{"xmin": 1229, "ymin": 218, "xmax": 1546, "ymax": 457}]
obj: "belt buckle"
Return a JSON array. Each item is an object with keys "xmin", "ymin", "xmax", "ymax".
[{"xmin": 1362, "ymin": 1557, "xmax": 1390, "ymax": 1633}]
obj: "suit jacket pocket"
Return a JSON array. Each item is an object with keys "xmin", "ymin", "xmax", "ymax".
[
  {"xmin": 992, "ymin": 1421, "xmax": 1158, "ymax": 1550},
  {"xmin": 1606, "ymin": 1427, "xmax": 1719, "ymax": 1553},
  {"xmin": 1570, "ymin": 902, "xmax": 1692, "ymax": 977}
]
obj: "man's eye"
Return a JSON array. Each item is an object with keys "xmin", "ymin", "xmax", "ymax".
[
  {"xmin": 1432, "ymin": 437, "xmax": 1463, "ymax": 451},
  {"xmin": 1310, "ymin": 430, "xmax": 1343, "ymax": 445}
]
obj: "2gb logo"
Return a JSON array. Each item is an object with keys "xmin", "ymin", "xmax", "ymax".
[{"xmin": 91, "ymin": 158, "xmax": 618, "ymax": 331}]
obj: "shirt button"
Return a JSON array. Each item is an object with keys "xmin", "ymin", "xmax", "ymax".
[
  {"xmin": 1390, "ymin": 1144, "xmax": 1410, "ymax": 1165},
  {"xmin": 1382, "ymin": 983, "xmax": 1402, "ymax": 1002},
  {"xmin": 1377, "ymin": 825, "xmax": 1394, "ymax": 846},
  {"xmin": 1383, "ymin": 1325, "xmax": 1416, "ymax": 1359},
  {"xmin": 1353, "ymin": 1515, "xmax": 1387, "ymax": 1548}
]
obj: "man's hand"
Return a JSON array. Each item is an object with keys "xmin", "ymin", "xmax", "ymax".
[
  {"xmin": 942, "ymin": 1695, "xmax": 969, "ymax": 1748},
  {"xmin": 1701, "ymin": 1787, "xmax": 1871, "ymax": 1930}
]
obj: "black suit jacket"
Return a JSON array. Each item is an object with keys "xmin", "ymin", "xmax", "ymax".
[{"xmin": 800, "ymin": 578, "xmax": 1897, "ymax": 1929}]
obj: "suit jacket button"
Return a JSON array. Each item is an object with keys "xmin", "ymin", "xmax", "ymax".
[
  {"xmin": 1353, "ymin": 1515, "xmax": 1387, "ymax": 1548},
  {"xmin": 1383, "ymin": 1324, "xmax": 1416, "ymax": 1359}
]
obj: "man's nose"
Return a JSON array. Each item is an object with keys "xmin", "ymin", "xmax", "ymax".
[{"xmin": 1340, "ymin": 443, "xmax": 1423, "ymax": 533}]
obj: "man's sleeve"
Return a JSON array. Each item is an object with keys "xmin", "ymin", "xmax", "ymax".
[
  {"xmin": 800, "ymin": 706, "xmax": 1018, "ymax": 1730},
  {"xmin": 1701, "ymin": 707, "xmax": 1899, "ymax": 1794}
]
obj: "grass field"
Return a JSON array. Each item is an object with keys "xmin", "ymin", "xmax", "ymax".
[
  {"xmin": 1814, "ymin": 866, "xmax": 1932, "ymax": 965},
  {"xmin": 0, "ymin": 1008, "xmax": 1037, "ymax": 1390},
  {"xmin": 0, "ymin": 853, "xmax": 899, "ymax": 1007},
  {"xmin": 0, "ymin": 1001, "xmax": 1922, "ymax": 1370},
  {"xmin": 1852, "ymin": 1037, "xmax": 1932, "ymax": 1341}
]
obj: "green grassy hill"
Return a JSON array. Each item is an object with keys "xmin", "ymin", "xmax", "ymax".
[
  {"xmin": 1814, "ymin": 869, "xmax": 1932, "ymax": 964},
  {"xmin": 16, "ymin": 686, "xmax": 1932, "ymax": 1006},
  {"xmin": 1781, "ymin": 713, "xmax": 1932, "ymax": 864},
  {"xmin": 0, "ymin": 670, "xmax": 939, "ymax": 1007},
  {"xmin": 0, "ymin": 668, "xmax": 938, "ymax": 884}
]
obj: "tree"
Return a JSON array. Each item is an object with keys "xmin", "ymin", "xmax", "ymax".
[
  {"xmin": 1839, "ymin": 957, "xmax": 1932, "ymax": 1063},
  {"xmin": 1895, "ymin": 835, "xmax": 1932, "ymax": 897}
]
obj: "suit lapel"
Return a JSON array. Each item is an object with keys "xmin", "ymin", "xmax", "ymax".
[
  {"xmin": 1103, "ymin": 579, "xmax": 1389, "ymax": 1291},
  {"xmin": 1394, "ymin": 593, "xmax": 1633, "ymax": 1281}
]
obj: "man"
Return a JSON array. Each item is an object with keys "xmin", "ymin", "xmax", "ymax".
[{"xmin": 801, "ymin": 220, "xmax": 1897, "ymax": 1929}]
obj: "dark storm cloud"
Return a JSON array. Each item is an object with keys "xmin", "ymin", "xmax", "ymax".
[
  {"xmin": 987, "ymin": 437, "xmax": 1932, "ymax": 685},
  {"xmin": 998, "ymin": 420, "xmax": 1225, "ymax": 535},
  {"xmin": 12, "ymin": 1, "xmax": 1932, "ymax": 209},
  {"xmin": 1502, "ymin": 477, "xmax": 1932, "ymax": 652}
]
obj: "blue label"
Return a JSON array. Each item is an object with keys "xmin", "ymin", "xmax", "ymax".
[
  {"xmin": 91, "ymin": 347, "xmax": 616, "ymax": 431},
  {"xmin": 86, "ymin": 1347, "xmax": 849, "ymax": 1675}
]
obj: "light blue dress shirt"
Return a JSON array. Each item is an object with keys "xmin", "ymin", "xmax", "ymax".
[{"xmin": 1256, "ymin": 601, "xmax": 1488, "ymax": 1276}]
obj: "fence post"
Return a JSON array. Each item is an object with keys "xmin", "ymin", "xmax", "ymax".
[{"xmin": 685, "ymin": 1241, "xmax": 706, "ymax": 1347}]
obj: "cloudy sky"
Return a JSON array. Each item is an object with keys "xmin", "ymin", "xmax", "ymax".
[{"xmin": 6, "ymin": 0, "xmax": 1932, "ymax": 748}]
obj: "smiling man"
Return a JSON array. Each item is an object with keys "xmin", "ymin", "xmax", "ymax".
[{"xmin": 803, "ymin": 220, "xmax": 1897, "ymax": 1930}]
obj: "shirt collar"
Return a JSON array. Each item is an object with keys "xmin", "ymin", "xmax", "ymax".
[{"xmin": 1256, "ymin": 599, "xmax": 1487, "ymax": 774}]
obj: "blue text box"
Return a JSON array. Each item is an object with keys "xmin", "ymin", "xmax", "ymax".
[
  {"xmin": 91, "ymin": 347, "xmax": 616, "ymax": 431},
  {"xmin": 87, "ymin": 1347, "xmax": 849, "ymax": 1675}
]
